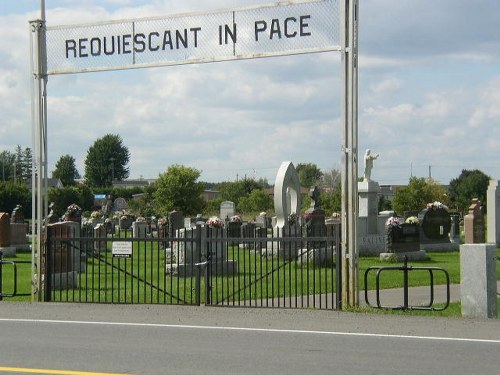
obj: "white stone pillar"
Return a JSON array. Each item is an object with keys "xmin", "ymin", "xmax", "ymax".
[{"xmin": 460, "ymin": 244, "xmax": 498, "ymax": 319}]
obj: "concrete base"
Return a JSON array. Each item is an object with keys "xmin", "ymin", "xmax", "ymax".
[
  {"xmin": 0, "ymin": 246, "xmax": 16, "ymax": 257},
  {"xmin": 166, "ymin": 260, "xmax": 238, "ymax": 277},
  {"xmin": 460, "ymin": 244, "xmax": 498, "ymax": 319},
  {"xmin": 420, "ymin": 242, "xmax": 459, "ymax": 252},
  {"xmin": 51, "ymin": 271, "xmax": 78, "ymax": 290},
  {"xmin": 379, "ymin": 250, "xmax": 429, "ymax": 262},
  {"xmin": 297, "ymin": 247, "xmax": 336, "ymax": 267}
]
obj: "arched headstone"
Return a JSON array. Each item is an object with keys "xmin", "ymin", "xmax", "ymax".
[{"xmin": 274, "ymin": 161, "xmax": 301, "ymax": 228}]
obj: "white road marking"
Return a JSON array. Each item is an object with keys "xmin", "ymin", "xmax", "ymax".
[{"xmin": 1, "ymin": 318, "xmax": 499, "ymax": 344}]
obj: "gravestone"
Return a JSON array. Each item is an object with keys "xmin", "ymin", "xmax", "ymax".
[
  {"xmin": 119, "ymin": 215, "xmax": 133, "ymax": 230},
  {"xmin": 226, "ymin": 215, "xmax": 242, "ymax": 238},
  {"xmin": 220, "ymin": 201, "xmax": 235, "ymax": 221},
  {"xmin": 418, "ymin": 203, "xmax": 458, "ymax": 251},
  {"xmin": 9, "ymin": 205, "xmax": 29, "ymax": 250},
  {"xmin": 168, "ymin": 211, "xmax": 184, "ymax": 237},
  {"xmin": 93, "ymin": 223, "xmax": 108, "ymax": 252},
  {"xmin": 46, "ymin": 221, "xmax": 84, "ymax": 289},
  {"xmin": 464, "ymin": 199, "xmax": 485, "ymax": 244},
  {"xmin": 274, "ymin": 161, "xmax": 301, "ymax": 229},
  {"xmin": 166, "ymin": 226, "xmax": 237, "ymax": 277},
  {"xmin": 132, "ymin": 219, "xmax": 147, "ymax": 238},
  {"xmin": 255, "ymin": 212, "xmax": 268, "ymax": 228},
  {"xmin": 0, "ymin": 213, "xmax": 15, "ymax": 256},
  {"xmin": 113, "ymin": 197, "xmax": 128, "ymax": 211},
  {"xmin": 487, "ymin": 180, "xmax": 500, "ymax": 245},
  {"xmin": 381, "ymin": 216, "xmax": 426, "ymax": 261},
  {"xmin": 272, "ymin": 161, "xmax": 302, "ymax": 259}
]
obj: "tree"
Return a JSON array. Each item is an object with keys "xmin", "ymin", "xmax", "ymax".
[
  {"xmin": 296, "ymin": 163, "xmax": 323, "ymax": 188},
  {"xmin": 392, "ymin": 177, "xmax": 449, "ymax": 214},
  {"xmin": 84, "ymin": 134, "xmax": 130, "ymax": 187},
  {"xmin": 0, "ymin": 150, "xmax": 16, "ymax": 181},
  {"xmin": 237, "ymin": 189, "xmax": 273, "ymax": 214},
  {"xmin": 52, "ymin": 154, "xmax": 80, "ymax": 186},
  {"xmin": 448, "ymin": 169, "xmax": 491, "ymax": 214},
  {"xmin": 153, "ymin": 165, "xmax": 205, "ymax": 216},
  {"xmin": 0, "ymin": 181, "xmax": 31, "ymax": 216},
  {"xmin": 48, "ymin": 185, "xmax": 94, "ymax": 217},
  {"xmin": 216, "ymin": 179, "xmax": 263, "ymax": 207}
]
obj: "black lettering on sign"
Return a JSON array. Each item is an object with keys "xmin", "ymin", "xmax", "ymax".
[
  {"xmin": 79, "ymin": 38, "xmax": 88, "ymax": 57},
  {"xmin": 254, "ymin": 15, "xmax": 312, "ymax": 42},
  {"xmin": 134, "ymin": 33, "xmax": 146, "ymax": 53},
  {"xmin": 219, "ymin": 24, "xmax": 236, "ymax": 45},
  {"xmin": 66, "ymin": 39, "xmax": 76, "ymax": 58},
  {"xmin": 122, "ymin": 34, "xmax": 132, "ymax": 54},
  {"xmin": 149, "ymin": 32, "xmax": 160, "ymax": 51},
  {"xmin": 90, "ymin": 37, "xmax": 101, "ymax": 56},
  {"xmin": 103, "ymin": 36, "xmax": 115, "ymax": 55}
]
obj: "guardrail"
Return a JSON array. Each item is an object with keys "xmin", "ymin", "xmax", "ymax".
[{"xmin": 364, "ymin": 257, "xmax": 450, "ymax": 311}]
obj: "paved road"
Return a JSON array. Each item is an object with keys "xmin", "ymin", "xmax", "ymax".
[{"xmin": 1, "ymin": 302, "xmax": 499, "ymax": 375}]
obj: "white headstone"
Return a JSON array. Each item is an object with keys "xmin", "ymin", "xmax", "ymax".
[
  {"xmin": 220, "ymin": 201, "xmax": 235, "ymax": 220},
  {"xmin": 274, "ymin": 161, "xmax": 301, "ymax": 229},
  {"xmin": 487, "ymin": 180, "xmax": 500, "ymax": 245}
]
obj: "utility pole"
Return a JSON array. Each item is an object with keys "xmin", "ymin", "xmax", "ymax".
[{"xmin": 340, "ymin": 0, "xmax": 359, "ymax": 309}]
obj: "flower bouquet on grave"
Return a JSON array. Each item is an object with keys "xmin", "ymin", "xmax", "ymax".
[
  {"xmin": 229, "ymin": 215, "xmax": 242, "ymax": 223},
  {"xmin": 404, "ymin": 216, "xmax": 419, "ymax": 225},
  {"xmin": 384, "ymin": 215, "xmax": 402, "ymax": 252},
  {"xmin": 206, "ymin": 216, "xmax": 224, "ymax": 229},
  {"xmin": 427, "ymin": 201, "xmax": 448, "ymax": 211},
  {"xmin": 64, "ymin": 203, "xmax": 82, "ymax": 223}
]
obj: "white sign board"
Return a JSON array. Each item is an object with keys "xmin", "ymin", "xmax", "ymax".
[
  {"xmin": 112, "ymin": 241, "xmax": 133, "ymax": 258},
  {"xmin": 46, "ymin": 0, "xmax": 339, "ymax": 74}
]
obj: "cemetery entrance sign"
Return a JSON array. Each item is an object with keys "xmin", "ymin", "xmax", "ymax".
[
  {"xmin": 46, "ymin": 0, "xmax": 340, "ymax": 74},
  {"xmin": 30, "ymin": 0, "xmax": 359, "ymax": 307}
]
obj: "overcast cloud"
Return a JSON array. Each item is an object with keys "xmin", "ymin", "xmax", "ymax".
[{"xmin": 1, "ymin": 0, "xmax": 499, "ymax": 185}]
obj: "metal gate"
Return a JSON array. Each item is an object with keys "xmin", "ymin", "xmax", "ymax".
[{"xmin": 44, "ymin": 222, "xmax": 341, "ymax": 310}]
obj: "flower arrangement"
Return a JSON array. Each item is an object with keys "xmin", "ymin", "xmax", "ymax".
[
  {"xmin": 90, "ymin": 210, "xmax": 101, "ymax": 219},
  {"xmin": 405, "ymin": 216, "xmax": 419, "ymax": 225},
  {"xmin": 427, "ymin": 201, "xmax": 448, "ymax": 210},
  {"xmin": 65, "ymin": 203, "xmax": 82, "ymax": 218},
  {"xmin": 288, "ymin": 213, "xmax": 299, "ymax": 226},
  {"xmin": 157, "ymin": 217, "xmax": 168, "ymax": 227},
  {"xmin": 385, "ymin": 216, "xmax": 401, "ymax": 227},
  {"xmin": 230, "ymin": 215, "xmax": 242, "ymax": 223},
  {"xmin": 206, "ymin": 216, "xmax": 224, "ymax": 228},
  {"xmin": 136, "ymin": 216, "xmax": 146, "ymax": 222}
]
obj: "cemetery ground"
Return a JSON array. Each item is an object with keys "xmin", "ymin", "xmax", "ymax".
[{"xmin": 2, "ymin": 245, "xmax": 499, "ymax": 318}]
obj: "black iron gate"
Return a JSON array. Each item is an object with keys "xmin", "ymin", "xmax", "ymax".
[{"xmin": 44, "ymin": 222, "xmax": 341, "ymax": 310}]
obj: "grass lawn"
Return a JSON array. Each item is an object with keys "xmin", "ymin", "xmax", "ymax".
[{"xmin": 2, "ymin": 247, "xmax": 499, "ymax": 319}]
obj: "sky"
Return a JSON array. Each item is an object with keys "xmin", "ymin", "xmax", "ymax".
[{"xmin": 1, "ymin": 0, "xmax": 500, "ymax": 186}]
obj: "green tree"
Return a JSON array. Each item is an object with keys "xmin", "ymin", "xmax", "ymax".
[
  {"xmin": 84, "ymin": 134, "xmax": 130, "ymax": 187},
  {"xmin": 392, "ymin": 177, "xmax": 449, "ymax": 214},
  {"xmin": 296, "ymin": 163, "xmax": 323, "ymax": 188},
  {"xmin": 216, "ymin": 179, "xmax": 263, "ymax": 207},
  {"xmin": 0, "ymin": 151, "xmax": 16, "ymax": 181},
  {"xmin": 153, "ymin": 165, "xmax": 205, "ymax": 216},
  {"xmin": 448, "ymin": 169, "xmax": 491, "ymax": 214},
  {"xmin": 237, "ymin": 189, "xmax": 273, "ymax": 214},
  {"xmin": 13, "ymin": 146, "xmax": 33, "ymax": 182},
  {"xmin": 48, "ymin": 185, "xmax": 94, "ymax": 217},
  {"xmin": 52, "ymin": 154, "xmax": 80, "ymax": 186},
  {"xmin": 0, "ymin": 181, "xmax": 31, "ymax": 216}
]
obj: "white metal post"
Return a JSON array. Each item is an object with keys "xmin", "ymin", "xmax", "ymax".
[
  {"xmin": 30, "ymin": 18, "xmax": 48, "ymax": 302},
  {"xmin": 340, "ymin": 0, "xmax": 359, "ymax": 308}
]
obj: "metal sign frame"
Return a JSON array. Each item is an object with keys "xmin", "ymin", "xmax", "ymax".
[{"xmin": 30, "ymin": 0, "xmax": 358, "ymax": 307}]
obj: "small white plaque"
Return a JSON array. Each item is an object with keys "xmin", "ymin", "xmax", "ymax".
[{"xmin": 112, "ymin": 241, "xmax": 133, "ymax": 258}]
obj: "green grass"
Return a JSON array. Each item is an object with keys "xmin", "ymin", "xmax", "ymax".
[{"xmin": 2, "ymin": 246, "xmax": 499, "ymax": 319}]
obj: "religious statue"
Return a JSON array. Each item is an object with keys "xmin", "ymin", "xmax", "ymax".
[{"xmin": 363, "ymin": 149, "xmax": 379, "ymax": 181}]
